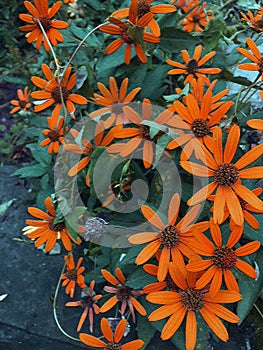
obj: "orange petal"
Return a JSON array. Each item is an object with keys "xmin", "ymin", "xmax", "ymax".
[
  {"xmin": 141, "ymin": 205, "xmax": 164, "ymax": 230},
  {"xmin": 135, "ymin": 240, "xmax": 161, "ymax": 265},
  {"xmin": 79, "ymin": 333, "xmax": 106, "ymax": 347}
]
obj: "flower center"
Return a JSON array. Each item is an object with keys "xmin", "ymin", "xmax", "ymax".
[
  {"xmin": 192, "ymin": 14, "xmax": 200, "ymax": 23},
  {"xmin": 212, "ymin": 246, "xmax": 237, "ymax": 270},
  {"xmin": 51, "ymin": 86, "xmax": 69, "ymax": 104},
  {"xmin": 116, "ymin": 285, "xmax": 132, "ymax": 301},
  {"xmin": 121, "ymin": 29, "xmax": 134, "ymax": 44},
  {"xmin": 80, "ymin": 295, "xmax": 94, "ymax": 308},
  {"xmin": 66, "ymin": 268, "xmax": 77, "ymax": 281},
  {"xmin": 140, "ymin": 125, "xmax": 151, "ymax": 140},
  {"xmin": 258, "ymin": 57, "xmax": 263, "ymax": 70},
  {"xmin": 182, "ymin": 288, "xmax": 204, "ymax": 311},
  {"xmin": 111, "ymin": 103, "xmax": 124, "ymax": 115},
  {"xmin": 160, "ymin": 225, "xmax": 180, "ymax": 248},
  {"xmin": 191, "ymin": 118, "xmax": 210, "ymax": 138},
  {"xmin": 254, "ymin": 20, "xmax": 263, "ymax": 32},
  {"xmin": 138, "ymin": 0, "xmax": 151, "ymax": 18},
  {"xmin": 47, "ymin": 129, "xmax": 60, "ymax": 142},
  {"xmin": 48, "ymin": 219, "xmax": 65, "ymax": 232},
  {"xmin": 214, "ymin": 163, "xmax": 239, "ymax": 186},
  {"xmin": 186, "ymin": 59, "xmax": 199, "ymax": 74},
  {"xmin": 19, "ymin": 100, "xmax": 27, "ymax": 109},
  {"xmin": 165, "ymin": 274, "xmax": 177, "ymax": 291},
  {"xmin": 105, "ymin": 343, "xmax": 121, "ymax": 350},
  {"xmin": 37, "ymin": 16, "xmax": 52, "ymax": 32}
]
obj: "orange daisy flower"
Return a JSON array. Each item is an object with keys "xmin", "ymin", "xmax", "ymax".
[
  {"xmin": 166, "ymin": 87, "xmax": 234, "ymax": 160},
  {"xmin": 100, "ymin": 0, "xmax": 160, "ymax": 65},
  {"xmin": 19, "ymin": 0, "xmax": 68, "ymax": 51},
  {"xmin": 89, "ymin": 77, "xmax": 141, "ymax": 129},
  {"xmin": 31, "ymin": 64, "xmax": 88, "ymax": 119},
  {"xmin": 186, "ymin": 219, "xmax": 260, "ymax": 297},
  {"xmin": 240, "ymin": 10, "xmax": 263, "ymax": 32},
  {"xmin": 236, "ymin": 38, "xmax": 263, "ymax": 79},
  {"xmin": 100, "ymin": 267, "xmax": 146, "ymax": 322},
  {"xmin": 128, "ymin": 192, "xmax": 209, "ymax": 281},
  {"xmin": 64, "ymin": 123, "xmax": 115, "ymax": 186},
  {"xmin": 112, "ymin": 0, "xmax": 176, "ymax": 37},
  {"xmin": 10, "ymin": 86, "xmax": 31, "ymax": 114},
  {"xmin": 66, "ymin": 280, "xmax": 102, "ymax": 332},
  {"xmin": 166, "ymin": 44, "xmax": 221, "ymax": 85},
  {"xmin": 108, "ymin": 99, "xmax": 173, "ymax": 168},
  {"xmin": 61, "ymin": 254, "xmax": 86, "ymax": 298},
  {"xmin": 180, "ymin": 125, "xmax": 263, "ymax": 227},
  {"xmin": 80, "ymin": 318, "xmax": 144, "ymax": 349},
  {"xmin": 143, "ymin": 261, "xmax": 177, "ymax": 294},
  {"xmin": 181, "ymin": 1, "xmax": 212, "ymax": 33},
  {"xmin": 40, "ymin": 114, "xmax": 68, "ymax": 154},
  {"xmin": 23, "ymin": 196, "xmax": 81, "ymax": 252},
  {"xmin": 147, "ymin": 260, "xmax": 241, "ymax": 347}
]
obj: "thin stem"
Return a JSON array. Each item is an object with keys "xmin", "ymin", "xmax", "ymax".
[
  {"xmin": 53, "ymin": 255, "xmax": 80, "ymax": 342},
  {"xmin": 62, "ymin": 22, "xmax": 109, "ymax": 77},
  {"xmin": 254, "ymin": 303, "xmax": 263, "ymax": 320}
]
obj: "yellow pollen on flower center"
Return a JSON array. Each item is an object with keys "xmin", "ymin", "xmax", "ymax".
[
  {"xmin": 105, "ymin": 343, "xmax": 121, "ymax": 350},
  {"xmin": 214, "ymin": 163, "xmax": 239, "ymax": 186},
  {"xmin": 66, "ymin": 268, "xmax": 78, "ymax": 281},
  {"xmin": 182, "ymin": 288, "xmax": 204, "ymax": 311},
  {"xmin": 187, "ymin": 59, "xmax": 199, "ymax": 74},
  {"xmin": 160, "ymin": 225, "xmax": 180, "ymax": 248},
  {"xmin": 47, "ymin": 129, "xmax": 60, "ymax": 142},
  {"xmin": 138, "ymin": 0, "xmax": 151, "ymax": 18},
  {"xmin": 116, "ymin": 285, "xmax": 131, "ymax": 301},
  {"xmin": 212, "ymin": 246, "xmax": 237, "ymax": 270},
  {"xmin": 191, "ymin": 118, "xmax": 210, "ymax": 137},
  {"xmin": 51, "ymin": 86, "xmax": 70, "ymax": 104}
]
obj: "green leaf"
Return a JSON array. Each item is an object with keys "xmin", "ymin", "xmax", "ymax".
[
  {"xmin": 0, "ymin": 199, "xmax": 14, "ymax": 217},
  {"xmin": 137, "ymin": 314, "xmax": 156, "ymax": 350},
  {"xmin": 202, "ymin": 19, "xmax": 226, "ymax": 52},
  {"xmin": 26, "ymin": 143, "xmax": 52, "ymax": 167},
  {"xmin": 237, "ymin": 248, "xmax": 263, "ymax": 324},
  {"xmin": 11, "ymin": 164, "xmax": 46, "ymax": 178},
  {"xmin": 159, "ymin": 28, "xmax": 199, "ymax": 54},
  {"xmin": 243, "ymin": 216, "xmax": 263, "ymax": 245},
  {"xmin": 125, "ymin": 266, "xmax": 156, "ymax": 289},
  {"xmin": 140, "ymin": 65, "xmax": 169, "ymax": 100}
]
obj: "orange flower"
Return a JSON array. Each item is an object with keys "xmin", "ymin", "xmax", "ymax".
[
  {"xmin": 128, "ymin": 192, "xmax": 209, "ymax": 281},
  {"xmin": 61, "ymin": 254, "xmax": 86, "ymax": 298},
  {"xmin": 100, "ymin": 0, "xmax": 160, "ymax": 64},
  {"xmin": 10, "ymin": 87, "xmax": 31, "ymax": 114},
  {"xmin": 240, "ymin": 10, "xmax": 263, "ymax": 32},
  {"xmin": 40, "ymin": 114, "xmax": 68, "ymax": 154},
  {"xmin": 64, "ymin": 122, "xmax": 115, "ymax": 186},
  {"xmin": 100, "ymin": 267, "xmax": 146, "ymax": 322},
  {"xmin": 147, "ymin": 260, "xmax": 241, "ymax": 348},
  {"xmin": 23, "ymin": 197, "xmax": 81, "ymax": 252},
  {"xmin": 181, "ymin": 2, "xmax": 212, "ymax": 33},
  {"xmin": 236, "ymin": 38, "xmax": 263, "ymax": 79},
  {"xmin": 166, "ymin": 44, "xmax": 221, "ymax": 85},
  {"xmin": 187, "ymin": 219, "xmax": 260, "ymax": 297},
  {"xmin": 180, "ymin": 125, "xmax": 263, "ymax": 226},
  {"xmin": 112, "ymin": 0, "xmax": 176, "ymax": 36},
  {"xmin": 166, "ymin": 85, "xmax": 234, "ymax": 160},
  {"xmin": 66, "ymin": 280, "xmax": 102, "ymax": 332},
  {"xmin": 80, "ymin": 318, "xmax": 144, "ymax": 349},
  {"xmin": 19, "ymin": 0, "xmax": 68, "ymax": 51},
  {"xmin": 89, "ymin": 77, "xmax": 141, "ymax": 128},
  {"xmin": 143, "ymin": 261, "xmax": 177, "ymax": 294},
  {"xmin": 108, "ymin": 99, "xmax": 173, "ymax": 168},
  {"xmin": 31, "ymin": 64, "xmax": 88, "ymax": 119}
]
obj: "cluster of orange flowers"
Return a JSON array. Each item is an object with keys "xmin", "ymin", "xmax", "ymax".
[{"xmin": 10, "ymin": 0, "xmax": 263, "ymax": 349}]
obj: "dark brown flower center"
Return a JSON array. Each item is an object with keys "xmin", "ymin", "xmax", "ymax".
[
  {"xmin": 192, "ymin": 14, "xmax": 200, "ymax": 23},
  {"xmin": 258, "ymin": 56, "xmax": 263, "ymax": 70},
  {"xmin": 48, "ymin": 219, "xmax": 65, "ymax": 232},
  {"xmin": 182, "ymin": 288, "xmax": 204, "ymax": 311},
  {"xmin": 191, "ymin": 119, "xmax": 210, "ymax": 138},
  {"xmin": 121, "ymin": 29, "xmax": 134, "ymax": 44},
  {"xmin": 66, "ymin": 268, "xmax": 77, "ymax": 281},
  {"xmin": 140, "ymin": 125, "xmax": 151, "ymax": 140},
  {"xmin": 253, "ymin": 20, "xmax": 263, "ymax": 32},
  {"xmin": 19, "ymin": 100, "xmax": 27, "ymax": 109},
  {"xmin": 38, "ymin": 16, "xmax": 52, "ymax": 32},
  {"xmin": 214, "ymin": 163, "xmax": 239, "ymax": 186},
  {"xmin": 138, "ymin": 0, "xmax": 151, "ymax": 18},
  {"xmin": 111, "ymin": 103, "xmax": 123, "ymax": 115},
  {"xmin": 47, "ymin": 129, "xmax": 60, "ymax": 142},
  {"xmin": 213, "ymin": 246, "xmax": 237, "ymax": 270},
  {"xmin": 51, "ymin": 86, "xmax": 69, "ymax": 104},
  {"xmin": 187, "ymin": 59, "xmax": 199, "ymax": 74},
  {"xmin": 165, "ymin": 274, "xmax": 177, "ymax": 291},
  {"xmin": 116, "ymin": 285, "xmax": 132, "ymax": 301},
  {"xmin": 80, "ymin": 295, "xmax": 94, "ymax": 308},
  {"xmin": 105, "ymin": 343, "xmax": 121, "ymax": 350},
  {"xmin": 160, "ymin": 225, "xmax": 180, "ymax": 248}
]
